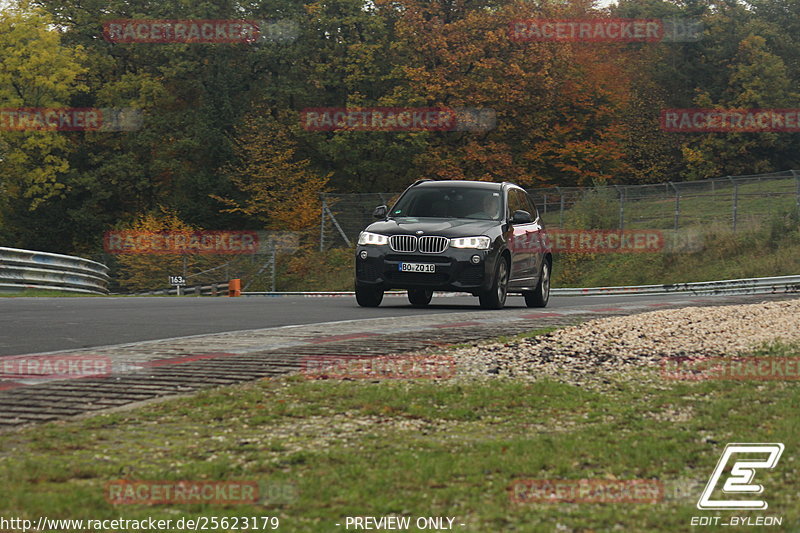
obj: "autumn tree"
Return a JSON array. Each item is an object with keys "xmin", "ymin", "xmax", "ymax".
[
  {"xmin": 214, "ymin": 108, "xmax": 329, "ymax": 233},
  {"xmin": 373, "ymin": 0, "xmax": 637, "ymax": 187},
  {"xmin": 112, "ymin": 206, "xmax": 214, "ymax": 291},
  {"xmin": 0, "ymin": 3, "xmax": 88, "ymax": 251}
]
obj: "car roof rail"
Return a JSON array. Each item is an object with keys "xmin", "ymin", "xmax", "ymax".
[{"xmin": 410, "ymin": 178, "xmax": 437, "ymax": 187}]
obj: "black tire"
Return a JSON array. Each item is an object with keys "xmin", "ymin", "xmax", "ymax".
[
  {"xmin": 355, "ymin": 284, "xmax": 384, "ymax": 307},
  {"xmin": 523, "ymin": 259, "xmax": 550, "ymax": 308},
  {"xmin": 479, "ymin": 256, "xmax": 509, "ymax": 310},
  {"xmin": 408, "ymin": 288, "xmax": 433, "ymax": 306}
]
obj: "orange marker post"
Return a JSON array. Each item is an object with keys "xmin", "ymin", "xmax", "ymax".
[{"xmin": 228, "ymin": 278, "xmax": 241, "ymax": 297}]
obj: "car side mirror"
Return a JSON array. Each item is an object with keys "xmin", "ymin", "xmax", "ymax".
[
  {"xmin": 373, "ymin": 205, "xmax": 388, "ymax": 219},
  {"xmin": 511, "ymin": 210, "xmax": 532, "ymax": 224}
]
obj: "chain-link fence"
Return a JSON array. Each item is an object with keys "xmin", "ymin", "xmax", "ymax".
[
  {"xmin": 319, "ymin": 170, "xmax": 800, "ymax": 249},
  {"xmin": 104, "ymin": 231, "xmax": 300, "ymax": 293}
]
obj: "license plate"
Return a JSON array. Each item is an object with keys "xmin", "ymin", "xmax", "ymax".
[{"xmin": 398, "ymin": 262, "xmax": 436, "ymax": 273}]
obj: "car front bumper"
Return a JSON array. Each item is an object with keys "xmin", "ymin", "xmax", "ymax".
[{"xmin": 355, "ymin": 245, "xmax": 497, "ymax": 293}]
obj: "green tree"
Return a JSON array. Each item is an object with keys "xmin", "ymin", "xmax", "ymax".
[
  {"xmin": 682, "ymin": 35, "xmax": 800, "ymax": 179},
  {"xmin": 0, "ymin": 4, "xmax": 87, "ymax": 218}
]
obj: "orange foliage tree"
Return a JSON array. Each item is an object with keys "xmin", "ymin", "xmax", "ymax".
[
  {"xmin": 214, "ymin": 108, "xmax": 329, "ymax": 233},
  {"xmin": 376, "ymin": 0, "xmax": 636, "ymax": 186},
  {"xmin": 112, "ymin": 207, "xmax": 212, "ymax": 292}
]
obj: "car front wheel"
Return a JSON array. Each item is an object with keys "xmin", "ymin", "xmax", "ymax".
[
  {"xmin": 356, "ymin": 284, "xmax": 384, "ymax": 307},
  {"xmin": 408, "ymin": 288, "xmax": 433, "ymax": 306},
  {"xmin": 479, "ymin": 257, "xmax": 509, "ymax": 310}
]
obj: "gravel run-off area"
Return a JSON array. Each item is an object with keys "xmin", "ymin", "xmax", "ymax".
[{"xmin": 450, "ymin": 298, "xmax": 800, "ymax": 388}]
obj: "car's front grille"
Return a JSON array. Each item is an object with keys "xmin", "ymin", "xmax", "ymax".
[
  {"xmin": 389, "ymin": 235, "xmax": 417, "ymax": 253},
  {"xmin": 389, "ymin": 235, "xmax": 449, "ymax": 254},
  {"xmin": 418, "ymin": 236, "xmax": 449, "ymax": 254}
]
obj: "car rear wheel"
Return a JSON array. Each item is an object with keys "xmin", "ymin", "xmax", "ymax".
[
  {"xmin": 523, "ymin": 260, "xmax": 550, "ymax": 308},
  {"xmin": 408, "ymin": 288, "xmax": 433, "ymax": 306},
  {"xmin": 355, "ymin": 284, "xmax": 384, "ymax": 307},
  {"xmin": 479, "ymin": 257, "xmax": 509, "ymax": 310}
]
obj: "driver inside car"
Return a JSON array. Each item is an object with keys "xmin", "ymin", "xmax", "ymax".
[{"xmin": 468, "ymin": 193, "xmax": 501, "ymax": 220}]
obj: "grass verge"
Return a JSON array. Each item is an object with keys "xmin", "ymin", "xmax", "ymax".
[
  {"xmin": 0, "ymin": 338, "xmax": 797, "ymax": 532},
  {"xmin": 276, "ymin": 212, "xmax": 800, "ymax": 291}
]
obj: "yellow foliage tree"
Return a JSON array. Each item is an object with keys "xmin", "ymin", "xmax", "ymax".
[
  {"xmin": 0, "ymin": 3, "xmax": 87, "ymax": 209},
  {"xmin": 214, "ymin": 108, "xmax": 329, "ymax": 233},
  {"xmin": 113, "ymin": 207, "xmax": 213, "ymax": 292}
]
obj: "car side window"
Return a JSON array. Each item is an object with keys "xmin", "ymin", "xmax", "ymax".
[
  {"xmin": 523, "ymin": 192, "xmax": 539, "ymax": 221},
  {"xmin": 506, "ymin": 189, "xmax": 525, "ymax": 219}
]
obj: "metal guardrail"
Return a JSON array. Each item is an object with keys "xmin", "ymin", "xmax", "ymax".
[
  {"xmin": 243, "ymin": 290, "xmax": 430, "ymax": 297},
  {"xmin": 551, "ymin": 275, "xmax": 800, "ymax": 297},
  {"xmin": 129, "ymin": 282, "xmax": 229, "ymax": 296},
  {"xmin": 0, "ymin": 247, "xmax": 110, "ymax": 294},
  {"xmin": 240, "ymin": 275, "xmax": 800, "ymax": 298}
]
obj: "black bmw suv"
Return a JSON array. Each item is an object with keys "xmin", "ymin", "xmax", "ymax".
[{"xmin": 355, "ymin": 180, "xmax": 552, "ymax": 309}]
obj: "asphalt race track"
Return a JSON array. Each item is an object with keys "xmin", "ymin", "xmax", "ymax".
[
  {"xmin": 1, "ymin": 291, "xmax": 797, "ymax": 428},
  {"xmin": 0, "ymin": 292, "xmax": 741, "ymax": 356}
]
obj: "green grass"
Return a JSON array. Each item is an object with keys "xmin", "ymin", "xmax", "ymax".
[
  {"xmin": 539, "ymin": 177, "xmax": 799, "ymax": 230},
  {"xmin": 1, "ymin": 336, "xmax": 797, "ymax": 532},
  {"xmin": 294, "ymin": 217, "xmax": 800, "ymax": 291},
  {"xmin": 543, "ymin": 179, "xmax": 800, "ymax": 287},
  {"xmin": 0, "ymin": 289, "xmax": 103, "ymax": 297},
  {"xmin": 553, "ymin": 217, "xmax": 800, "ymax": 287}
]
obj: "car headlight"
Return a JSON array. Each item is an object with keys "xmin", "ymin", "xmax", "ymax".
[
  {"xmin": 450, "ymin": 236, "xmax": 491, "ymax": 250},
  {"xmin": 358, "ymin": 231, "xmax": 389, "ymax": 246}
]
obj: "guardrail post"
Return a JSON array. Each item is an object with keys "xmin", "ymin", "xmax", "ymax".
[
  {"xmin": 614, "ymin": 185, "xmax": 625, "ymax": 230},
  {"xmin": 271, "ymin": 240, "xmax": 277, "ymax": 292},
  {"xmin": 669, "ymin": 182, "xmax": 680, "ymax": 230},
  {"xmin": 730, "ymin": 176, "xmax": 738, "ymax": 232},
  {"xmin": 319, "ymin": 195, "xmax": 327, "ymax": 252},
  {"xmin": 555, "ymin": 187, "xmax": 564, "ymax": 228}
]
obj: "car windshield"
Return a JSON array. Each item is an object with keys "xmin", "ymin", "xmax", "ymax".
[{"xmin": 390, "ymin": 187, "xmax": 502, "ymax": 220}]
